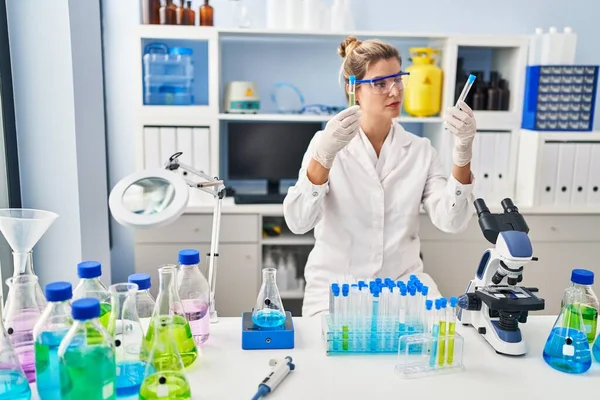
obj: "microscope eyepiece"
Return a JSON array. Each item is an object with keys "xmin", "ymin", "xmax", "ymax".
[
  {"xmin": 501, "ymin": 198, "xmax": 518, "ymax": 213},
  {"xmin": 474, "ymin": 199, "xmax": 490, "ymax": 217}
]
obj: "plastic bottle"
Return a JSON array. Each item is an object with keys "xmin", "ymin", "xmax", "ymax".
[
  {"xmin": 252, "ymin": 268, "xmax": 286, "ymax": 328},
  {"xmin": 541, "ymin": 26, "xmax": 559, "ymax": 64},
  {"xmin": 58, "ymin": 298, "xmax": 116, "ymax": 399},
  {"xmin": 560, "ymin": 269, "xmax": 599, "ymax": 343},
  {"xmin": 176, "ymin": 250, "xmax": 210, "ymax": 345},
  {"xmin": 73, "ymin": 261, "xmax": 112, "ymax": 329},
  {"xmin": 128, "ymin": 273, "xmax": 156, "ymax": 335},
  {"xmin": 4, "ymin": 275, "xmax": 43, "ymax": 383},
  {"xmin": 528, "ymin": 28, "xmax": 543, "ymax": 65},
  {"xmin": 34, "ymin": 282, "xmax": 73, "ymax": 399},
  {"xmin": 561, "ymin": 27, "xmax": 577, "ymax": 64}
]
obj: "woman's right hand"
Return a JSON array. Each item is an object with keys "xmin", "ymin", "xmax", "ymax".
[{"xmin": 313, "ymin": 105, "xmax": 361, "ymax": 169}]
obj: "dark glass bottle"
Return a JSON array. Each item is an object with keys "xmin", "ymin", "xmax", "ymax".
[
  {"xmin": 144, "ymin": 0, "xmax": 161, "ymax": 24},
  {"xmin": 487, "ymin": 71, "xmax": 501, "ymax": 111},
  {"xmin": 199, "ymin": 0, "xmax": 214, "ymax": 26},
  {"xmin": 177, "ymin": 0, "xmax": 185, "ymax": 25},
  {"xmin": 471, "ymin": 71, "xmax": 487, "ymax": 110},
  {"xmin": 499, "ymin": 79, "xmax": 510, "ymax": 111},
  {"xmin": 183, "ymin": 1, "xmax": 196, "ymax": 25},
  {"xmin": 160, "ymin": 0, "xmax": 177, "ymax": 25}
]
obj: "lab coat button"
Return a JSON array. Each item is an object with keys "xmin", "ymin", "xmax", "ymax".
[
  {"xmin": 455, "ymin": 189, "xmax": 462, "ymax": 196},
  {"xmin": 312, "ymin": 191, "xmax": 318, "ymax": 197}
]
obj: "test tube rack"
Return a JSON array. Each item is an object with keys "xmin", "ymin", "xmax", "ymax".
[
  {"xmin": 321, "ymin": 314, "xmax": 425, "ymax": 355},
  {"xmin": 395, "ymin": 332, "xmax": 465, "ymax": 379}
]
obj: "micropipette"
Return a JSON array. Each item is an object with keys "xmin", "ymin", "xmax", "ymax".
[
  {"xmin": 348, "ymin": 76, "xmax": 356, "ymax": 106},
  {"xmin": 455, "ymin": 74, "xmax": 476, "ymax": 109},
  {"xmin": 251, "ymin": 357, "xmax": 295, "ymax": 400}
]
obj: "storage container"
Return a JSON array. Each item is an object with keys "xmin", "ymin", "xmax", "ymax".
[{"xmin": 143, "ymin": 43, "xmax": 194, "ymax": 105}]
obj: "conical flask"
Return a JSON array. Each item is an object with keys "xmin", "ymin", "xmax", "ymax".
[
  {"xmin": 139, "ymin": 315, "xmax": 192, "ymax": 400},
  {"xmin": 107, "ymin": 283, "xmax": 151, "ymax": 397},
  {"xmin": 4, "ymin": 275, "xmax": 43, "ymax": 383},
  {"xmin": 143, "ymin": 265, "xmax": 197, "ymax": 368},
  {"xmin": 0, "ymin": 297, "xmax": 32, "ymax": 400},
  {"xmin": 543, "ymin": 287, "xmax": 592, "ymax": 374},
  {"xmin": 0, "ymin": 209, "xmax": 58, "ymax": 315},
  {"xmin": 252, "ymin": 268, "xmax": 286, "ymax": 328}
]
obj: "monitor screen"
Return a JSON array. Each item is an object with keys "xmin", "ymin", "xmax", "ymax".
[{"xmin": 227, "ymin": 122, "xmax": 320, "ymax": 181}]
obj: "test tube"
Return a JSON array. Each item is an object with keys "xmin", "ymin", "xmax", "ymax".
[
  {"xmin": 332, "ymin": 285, "xmax": 341, "ymax": 351},
  {"xmin": 437, "ymin": 298, "xmax": 448, "ymax": 366},
  {"xmin": 371, "ymin": 288, "xmax": 380, "ymax": 352},
  {"xmin": 407, "ymin": 285, "xmax": 417, "ymax": 334},
  {"xmin": 348, "ymin": 75, "xmax": 356, "ymax": 106},
  {"xmin": 425, "ymin": 300, "xmax": 434, "ymax": 333},
  {"xmin": 421, "ymin": 286, "xmax": 429, "ymax": 332},
  {"xmin": 330, "ymin": 283, "xmax": 339, "ymax": 316},
  {"xmin": 350, "ymin": 284, "xmax": 359, "ymax": 352},
  {"xmin": 341, "ymin": 284, "xmax": 350, "ymax": 351},
  {"xmin": 455, "ymin": 74, "xmax": 476, "ymax": 108},
  {"xmin": 430, "ymin": 299, "xmax": 441, "ymax": 367},
  {"xmin": 447, "ymin": 296, "xmax": 458, "ymax": 364}
]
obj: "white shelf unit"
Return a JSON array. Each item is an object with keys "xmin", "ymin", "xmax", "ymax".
[{"xmin": 218, "ymin": 113, "xmax": 443, "ymax": 123}]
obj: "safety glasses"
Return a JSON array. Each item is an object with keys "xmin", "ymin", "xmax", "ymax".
[{"xmin": 355, "ymin": 72, "xmax": 410, "ymax": 94}]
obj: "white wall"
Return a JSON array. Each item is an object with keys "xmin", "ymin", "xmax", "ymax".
[{"xmin": 6, "ymin": 0, "xmax": 111, "ymax": 286}]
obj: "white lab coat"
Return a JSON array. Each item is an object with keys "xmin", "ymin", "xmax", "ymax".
[{"xmin": 283, "ymin": 122, "xmax": 475, "ymax": 317}]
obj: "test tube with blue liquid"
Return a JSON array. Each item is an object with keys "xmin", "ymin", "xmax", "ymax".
[
  {"xmin": 430, "ymin": 300, "xmax": 441, "ymax": 367},
  {"xmin": 455, "ymin": 74, "xmax": 476, "ymax": 109}
]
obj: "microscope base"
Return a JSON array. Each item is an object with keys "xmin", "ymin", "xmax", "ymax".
[{"xmin": 469, "ymin": 310, "xmax": 528, "ymax": 356}]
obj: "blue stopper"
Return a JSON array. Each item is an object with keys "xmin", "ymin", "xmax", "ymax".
[
  {"xmin": 415, "ymin": 281, "xmax": 423, "ymax": 292},
  {"xmin": 571, "ymin": 269, "xmax": 594, "ymax": 285},
  {"xmin": 467, "ymin": 74, "xmax": 476, "ymax": 84},
  {"xmin": 342, "ymin": 284, "xmax": 349, "ymax": 296},
  {"xmin": 450, "ymin": 296, "xmax": 458, "ymax": 307},
  {"xmin": 77, "ymin": 261, "xmax": 102, "ymax": 279},
  {"xmin": 409, "ymin": 275, "xmax": 417, "ymax": 281},
  {"xmin": 373, "ymin": 290, "xmax": 380, "ymax": 298},
  {"xmin": 441, "ymin": 298, "xmax": 448, "ymax": 308},
  {"xmin": 72, "ymin": 298, "xmax": 101, "ymax": 321},
  {"xmin": 400, "ymin": 286, "xmax": 407, "ymax": 296},
  {"xmin": 358, "ymin": 280, "xmax": 366, "ymax": 288},
  {"xmin": 349, "ymin": 75, "xmax": 356, "ymax": 85},
  {"xmin": 128, "ymin": 273, "xmax": 151, "ymax": 290},
  {"xmin": 435, "ymin": 299, "xmax": 441, "ymax": 309},
  {"xmin": 425, "ymin": 300, "xmax": 433, "ymax": 310},
  {"xmin": 408, "ymin": 286, "xmax": 416, "ymax": 296},
  {"xmin": 178, "ymin": 249, "xmax": 200, "ymax": 265},
  {"xmin": 332, "ymin": 286, "xmax": 340, "ymax": 296},
  {"xmin": 331, "ymin": 283, "xmax": 339, "ymax": 290},
  {"xmin": 375, "ymin": 278, "xmax": 382, "ymax": 284},
  {"xmin": 422, "ymin": 286, "xmax": 429, "ymax": 296},
  {"xmin": 45, "ymin": 282, "xmax": 72, "ymax": 302}
]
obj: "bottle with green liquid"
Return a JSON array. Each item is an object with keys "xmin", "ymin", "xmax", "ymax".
[
  {"xmin": 73, "ymin": 261, "xmax": 112, "ymax": 329},
  {"xmin": 139, "ymin": 315, "xmax": 192, "ymax": 400},
  {"xmin": 58, "ymin": 298, "xmax": 117, "ymax": 400},
  {"xmin": 143, "ymin": 265, "xmax": 198, "ymax": 368},
  {"xmin": 560, "ymin": 269, "xmax": 599, "ymax": 344}
]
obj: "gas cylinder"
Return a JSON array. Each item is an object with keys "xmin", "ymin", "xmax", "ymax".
[{"xmin": 403, "ymin": 48, "xmax": 443, "ymax": 117}]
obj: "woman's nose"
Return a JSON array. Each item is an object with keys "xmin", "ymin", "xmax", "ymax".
[{"xmin": 389, "ymin": 84, "xmax": 401, "ymax": 97}]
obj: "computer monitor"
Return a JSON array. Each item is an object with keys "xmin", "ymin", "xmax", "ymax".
[{"xmin": 227, "ymin": 122, "xmax": 321, "ymax": 194}]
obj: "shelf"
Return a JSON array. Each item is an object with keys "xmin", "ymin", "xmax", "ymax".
[
  {"xmin": 262, "ymin": 235, "xmax": 315, "ymax": 246},
  {"xmin": 280, "ymin": 289, "xmax": 304, "ymax": 299},
  {"xmin": 218, "ymin": 28, "xmax": 447, "ymax": 42},
  {"xmin": 218, "ymin": 113, "xmax": 443, "ymax": 124},
  {"xmin": 138, "ymin": 25, "xmax": 217, "ymax": 40}
]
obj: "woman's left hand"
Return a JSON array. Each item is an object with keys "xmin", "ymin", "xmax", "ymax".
[{"xmin": 444, "ymin": 101, "xmax": 477, "ymax": 167}]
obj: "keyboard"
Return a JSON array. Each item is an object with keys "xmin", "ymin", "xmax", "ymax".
[{"xmin": 234, "ymin": 194, "xmax": 287, "ymax": 204}]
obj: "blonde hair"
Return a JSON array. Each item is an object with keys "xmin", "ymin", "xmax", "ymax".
[{"xmin": 338, "ymin": 36, "xmax": 402, "ymax": 90}]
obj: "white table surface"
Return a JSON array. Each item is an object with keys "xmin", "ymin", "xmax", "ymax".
[{"xmin": 32, "ymin": 316, "xmax": 600, "ymax": 400}]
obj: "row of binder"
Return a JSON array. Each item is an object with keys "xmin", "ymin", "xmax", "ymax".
[{"xmin": 538, "ymin": 142, "xmax": 600, "ymax": 206}]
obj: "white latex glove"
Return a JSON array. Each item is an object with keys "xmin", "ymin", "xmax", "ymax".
[
  {"xmin": 444, "ymin": 101, "xmax": 477, "ymax": 167},
  {"xmin": 313, "ymin": 105, "xmax": 361, "ymax": 169}
]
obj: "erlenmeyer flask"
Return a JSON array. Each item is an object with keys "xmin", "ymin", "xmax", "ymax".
[
  {"xmin": 176, "ymin": 249, "xmax": 210, "ymax": 345},
  {"xmin": 543, "ymin": 287, "xmax": 592, "ymax": 374},
  {"xmin": 0, "ymin": 296, "xmax": 31, "ymax": 399},
  {"xmin": 107, "ymin": 283, "xmax": 151, "ymax": 397},
  {"xmin": 143, "ymin": 265, "xmax": 197, "ymax": 368},
  {"xmin": 139, "ymin": 315, "xmax": 191, "ymax": 400},
  {"xmin": 128, "ymin": 274, "xmax": 156, "ymax": 335},
  {"xmin": 252, "ymin": 268, "xmax": 286, "ymax": 328},
  {"xmin": 0, "ymin": 209, "xmax": 58, "ymax": 316},
  {"xmin": 4, "ymin": 275, "xmax": 43, "ymax": 383}
]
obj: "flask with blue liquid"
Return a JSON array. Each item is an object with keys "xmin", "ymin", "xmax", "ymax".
[
  {"xmin": 252, "ymin": 268, "xmax": 286, "ymax": 328},
  {"xmin": 33, "ymin": 282, "xmax": 73, "ymax": 400}
]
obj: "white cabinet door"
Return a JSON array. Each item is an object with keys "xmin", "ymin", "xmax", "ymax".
[{"xmin": 142, "ymin": 126, "xmax": 210, "ymax": 174}]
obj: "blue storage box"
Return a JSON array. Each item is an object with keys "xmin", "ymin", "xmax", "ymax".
[
  {"xmin": 143, "ymin": 43, "xmax": 194, "ymax": 106},
  {"xmin": 521, "ymin": 65, "xmax": 598, "ymax": 131}
]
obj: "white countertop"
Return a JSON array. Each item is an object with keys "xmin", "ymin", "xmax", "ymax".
[{"xmin": 35, "ymin": 316, "xmax": 594, "ymax": 400}]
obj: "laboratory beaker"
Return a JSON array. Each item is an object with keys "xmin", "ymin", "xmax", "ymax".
[
  {"xmin": 128, "ymin": 273, "xmax": 156, "ymax": 335},
  {"xmin": 144, "ymin": 265, "xmax": 197, "ymax": 368},
  {"xmin": 139, "ymin": 315, "xmax": 192, "ymax": 400},
  {"xmin": 542, "ymin": 288, "xmax": 592, "ymax": 374},
  {"xmin": 4, "ymin": 275, "xmax": 43, "ymax": 383},
  {"xmin": 107, "ymin": 283, "xmax": 149, "ymax": 397},
  {"xmin": 252, "ymin": 268, "xmax": 286, "ymax": 328},
  {"xmin": 72, "ymin": 261, "xmax": 112, "ymax": 329},
  {"xmin": 58, "ymin": 298, "xmax": 116, "ymax": 400},
  {"xmin": 177, "ymin": 249, "xmax": 210, "ymax": 345},
  {"xmin": 33, "ymin": 281, "xmax": 73, "ymax": 399},
  {"xmin": 0, "ymin": 290, "xmax": 31, "ymax": 400}
]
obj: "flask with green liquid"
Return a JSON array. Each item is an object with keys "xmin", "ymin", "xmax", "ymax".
[
  {"xmin": 560, "ymin": 269, "xmax": 599, "ymax": 343},
  {"xmin": 73, "ymin": 261, "xmax": 112, "ymax": 329}
]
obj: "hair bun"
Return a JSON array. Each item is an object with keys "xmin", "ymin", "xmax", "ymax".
[{"xmin": 338, "ymin": 36, "xmax": 361, "ymax": 58}]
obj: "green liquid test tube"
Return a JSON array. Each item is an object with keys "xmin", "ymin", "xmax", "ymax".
[
  {"xmin": 446, "ymin": 297, "xmax": 458, "ymax": 365},
  {"xmin": 348, "ymin": 75, "xmax": 356, "ymax": 107},
  {"xmin": 437, "ymin": 320, "xmax": 446, "ymax": 366}
]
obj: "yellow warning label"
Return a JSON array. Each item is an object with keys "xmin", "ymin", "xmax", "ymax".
[{"xmin": 245, "ymin": 88, "xmax": 254, "ymax": 97}]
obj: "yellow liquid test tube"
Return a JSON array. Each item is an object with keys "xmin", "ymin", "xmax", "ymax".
[
  {"xmin": 447, "ymin": 321, "xmax": 456, "ymax": 364},
  {"xmin": 437, "ymin": 319, "xmax": 446, "ymax": 366},
  {"xmin": 348, "ymin": 76, "xmax": 356, "ymax": 106}
]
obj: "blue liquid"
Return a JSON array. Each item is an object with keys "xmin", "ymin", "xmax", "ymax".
[
  {"xmin": 252, "ymin": 310, "xmax": 286, "ymax": 328},
  {"xmin": 429, "ymin": 325, "xmax": 439, "ymax": 367},
  {"xmin": 543, "ymin": 327, "xmax": 592, "ymax": 374},
  {"xmin": 116, "ymin": 360, "xmax": 151, "ymax": 397},
  {"xmin": 0, "ymin": 370, "xmax": 31, "ymax": 400},
  {"xmin": 370, "ymin": 301, "xmax": 379, "ymax": 351},
  {"xmin": 35, "ymin": 331, "xmax": 66, "ymax": 400},
  {"xmin": 593, "ymin": 337, "xmax": 600, "ymax": 362}
]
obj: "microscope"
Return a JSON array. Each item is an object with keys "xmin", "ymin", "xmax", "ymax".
[{"xmin": 457, "ymin": 198, "xmax": 545, "ymax": 356}]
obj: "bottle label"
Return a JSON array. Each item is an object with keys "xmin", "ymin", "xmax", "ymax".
[
  {"xmin": 562, "ymin": 344, "xmax": 575, "ymax": 357},
  {"xmin": 103, "ymin": 382, "xmax": 114, "ymax": 399}
]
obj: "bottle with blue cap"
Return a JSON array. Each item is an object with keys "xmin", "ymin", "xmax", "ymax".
[
  {"xmin": 58, "ymin": 298, "xmax": 117, "ymax": 399},
  {"xmin": 176, "ymin": 249, "xmax": 211, "ymax": 345},
  {"xmin": 560, "ymin": 268, "xmax": 598, "ymax": 344},
  {"xmin": 128, "ymin": 273, "xmax": 156, "ymax": 335},
  {"xmin": 73, "ymin": 261, "xmax": 112, "ymax": 329},
  {"xmin": 33, "ymin": 281, "xmax": 74, "ymax": 399}
]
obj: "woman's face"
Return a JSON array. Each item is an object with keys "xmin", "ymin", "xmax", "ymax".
[{"xmin": 354, "ymin": 58, "xmax": 403, "ymax": 120}]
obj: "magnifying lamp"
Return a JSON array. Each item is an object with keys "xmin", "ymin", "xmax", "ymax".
[{"xmin": 109, "ymin": 152, "xmax": 225, "ymax": 323}]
